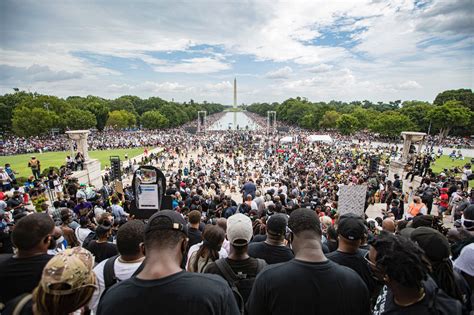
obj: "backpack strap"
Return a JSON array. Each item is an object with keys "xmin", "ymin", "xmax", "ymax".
[
  {"xmin": 215, "ymin": 259, "xmax": 244, "ymax": 314},
  {"xmin": 12, "ymin": 293, "xmax": 32, "ymax": 315},
  {"xmin": 103, "ymin": 255, "xmax": 119, "ymax": 290},
  {"xmin": 215, "ymin": 259, "xmax": 239, "ymax": 283},
  {"xmin": 131, "ymin": 260, "xmax": 145, "ymax": 277}
]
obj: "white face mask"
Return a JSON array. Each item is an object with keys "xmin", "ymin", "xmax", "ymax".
[{"xmin": 56, "ymin": 236, "xmax": 65, "ymax": 246}]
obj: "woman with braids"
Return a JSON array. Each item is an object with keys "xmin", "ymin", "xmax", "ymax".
[
  {"xmin": 367, "ymin": 232, "xmax": 462, "ymax": 314},
  {"xmin": 411, "ymin": 227, "xmax": 472, "ymax": 314},
  {"xmin": 187, "ymin": 225, "xmax": 225, "ymax": 273}
]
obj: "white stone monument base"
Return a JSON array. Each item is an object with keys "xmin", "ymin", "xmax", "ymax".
[
  {"xmin": 388, "ymin": 160, "xmax": 405, "ymax": 181},
  {"xmin": 71, "ymin": 159, "xmax": 103, "ymax": 189}
]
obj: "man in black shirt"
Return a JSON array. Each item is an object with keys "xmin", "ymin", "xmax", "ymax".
[
  {"xmin": 247, "ymin": 208, "xmax": 370, "ymax": 315},
  {"xmin": 97, "ymin": 210, "xmax": 239, "ymax": 315},
  {"xmin": 86, "ymin": 224, "xmax": 117, "ymax": 263},
  {"xmin": 187, "ymin": 210, "xmax": 202, "ymax": 250},
  {"xmin": 326, "ymin": 213, "xmax": 377, "ymax": 297},
  {"xmin": 205, "ymin": 213, "xmax": 266, "ymax": 310},
  {"xmin": 0, "ymin": 213, "xmax": 54, "ymax": 305},
  {"xmin": 248, "ymin": 213, "xmax": 294, "ymax": 264},
  {"xmin": 370, "ymin": 233, "xmax": 462, "ymax": 314}
]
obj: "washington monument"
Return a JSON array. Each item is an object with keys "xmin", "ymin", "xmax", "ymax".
[
  {"xmin": 233, "ymin": 77, "xmax": 237, "ymax": 108},
  {"xmin": 233, "ymin": 77, "xmax": 237, "ymax": 129}
]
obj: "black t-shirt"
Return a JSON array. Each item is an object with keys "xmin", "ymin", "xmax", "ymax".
[
  {"xmin": 97, "ymin": 271, "xmax": 239, "ymax": 315},
  {"xmin": 86, "ymin": 241, "xmax": 118, "ymax": 263},
  {"xmin": 326, "ymin": 249, "xmax": 377, "ymax": 295},
  {"xmin": 247, "ymin": 259, "xmax": 370, "ymax": 315},
  {"xmin": 204, "ymin": 257, "xmax": 261, "ymax": 278},
  {"xmin": 372, "ymin": 277, "xmax": 463, "ymax": 315},
  {"xmin": 187, "ymin": 227, "xmax": 202, "ymax": 250},
  {"xmin": 248, "ymin": 242, "xmax": 294, "ymax": 264},
  {"xmin": 0, "ymin": 253, "xmax": 53, "ymax": 304},
  {"xmin": 251, "ymin": 234, "xmax": 267, "ymax": 243}
]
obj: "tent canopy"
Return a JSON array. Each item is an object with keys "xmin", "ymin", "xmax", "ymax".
[
  {"xmin": 280, "ymin": 136, "xmax": 293, "ymax": 143},
  {"xmin": 307, "ymin": 135, "xmax": 333, "ymax": 143}
]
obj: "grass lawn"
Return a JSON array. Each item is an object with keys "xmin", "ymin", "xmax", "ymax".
[
  {"xmin": 0, "ymin": 147, "xmax": 148, "ymax": 179},
  {"xmin": 431, "ymin": 155, "xmax": 474, "ymax": 186}
]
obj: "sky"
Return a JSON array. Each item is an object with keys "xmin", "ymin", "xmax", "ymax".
[{"xmin": 0, "ymin": 0, "xmax": 473, "ymax": 105}]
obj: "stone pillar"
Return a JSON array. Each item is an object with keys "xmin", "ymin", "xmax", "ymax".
[
  {"xmin": 67, "ymin": 130, "xmax": 90, "ymax": 160},
  {"xmin": 401, "ymin": 134, "xmax": 411, "ymax": 163},
  {"xmin": 69, "ymin": 140, "xmax": 75, "ymax": 157},
  {"xmin": 66, "ymin": 130, "xmax": 102, "ymax": 189}
]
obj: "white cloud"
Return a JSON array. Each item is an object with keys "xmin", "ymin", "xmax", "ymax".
[
  {"xmin": 0, "ymin": 0, "xmax": 471, "ymax": 103},
  {"xmin": 307, "ymin": 64, "xmax": 333, "ymax": 73},
  {"xmin": 204, "ymin": 81, "xmax": 233, "ymax": 92},
  {"xmin": 152, "ymin": 57, "xmax": 231, "ymax": 74},
  {"xmin": 0, "ymin": 64, "xmax": 83, "ymax": 82},
  {"xmin": 398, "ymin": 80, "xmax": 422, "ymax": 90},
  {"xmin": 265, "ymin": 66, "xmax": 293, "ymax": 79}
]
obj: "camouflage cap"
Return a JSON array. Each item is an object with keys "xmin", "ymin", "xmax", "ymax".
[{"xmin": 41, "ymin": 247, "xmax": 96, "ymax": 295}]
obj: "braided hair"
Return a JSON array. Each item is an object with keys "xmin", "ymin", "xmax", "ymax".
[{"xmin": 370, "ymin": 233, "xmax": 431, "ymax": 290}]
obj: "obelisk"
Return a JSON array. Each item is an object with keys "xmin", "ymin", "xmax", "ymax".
[
  {"xmin": 233, "ymin": 77, "xmax": 237, "ymax": 129},
  {"xmin": 233, "ymin": 77, "xmax": 237, "ymax": 108}
]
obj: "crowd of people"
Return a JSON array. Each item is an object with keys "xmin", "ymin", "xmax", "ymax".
[{"xmin": 0, "ymin": 112, "xmax": 473, "ymax": 314}]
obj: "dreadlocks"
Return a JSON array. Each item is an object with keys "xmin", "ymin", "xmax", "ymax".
[{"xmin": 370, "ymin": 232, "xmax": 431, "ymax": 290}]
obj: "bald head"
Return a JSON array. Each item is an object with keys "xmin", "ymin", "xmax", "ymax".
[{"xmin": 382, "ymin": 218, "xmax": 396, "ymax": 233}]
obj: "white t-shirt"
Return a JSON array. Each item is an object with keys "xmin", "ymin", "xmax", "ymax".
[
  {"xmin": 75, "ymin": 227, "xmax": 92, "ymax": 246},
  {"xmin": 186, "ymin": 241, "xmax": 228, "ymax": 270},
  {"xmin": 89, "ymin": 257, "xmax": 144, "ymax": 313},
  {"xmin": 462, "ymin": 168, "xmax": 472, "ymax": 181}
]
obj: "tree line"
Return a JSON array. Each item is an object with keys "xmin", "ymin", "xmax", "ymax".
[
  {"xmin": 246, "ymin": 89, "xmax": 473, "ymax": 139},
  {"xmin": 0, "ymin": 93, "xmax": 225, "ymax": 137}
]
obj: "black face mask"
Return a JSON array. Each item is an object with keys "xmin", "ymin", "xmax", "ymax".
[{"xmin": 48, "ymin": 237, "xmax": 57, "ymax": 250}]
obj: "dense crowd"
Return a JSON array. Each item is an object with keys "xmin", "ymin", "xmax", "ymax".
[{"xmin": 0, "ymin": 113, "xmax": 473, "ymax": 315}]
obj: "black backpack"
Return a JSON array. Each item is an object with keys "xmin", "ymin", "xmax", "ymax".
[
  {"xmin": 214, "ymin": 258, "xmax": 266, "ymax": 315},
  {"xmin": 82, "ymin": 231, "xmax": 97, "ymax": 248},
  {"xmin": 101, "ymin": 255, "xmax": 145, "ymax": 298},
  {"xmin": 427, "ymin": 287, "xmax": 463, "ymax": 315}
]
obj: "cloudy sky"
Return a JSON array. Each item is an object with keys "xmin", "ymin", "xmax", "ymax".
[{"xmin": 0, "ymin": 0, "xmax": 472, "ymax": 104}]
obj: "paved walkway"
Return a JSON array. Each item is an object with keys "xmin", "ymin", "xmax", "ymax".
[{"xmin": 354, "ymin": 140, "xmax": 474, "ymax": 157}]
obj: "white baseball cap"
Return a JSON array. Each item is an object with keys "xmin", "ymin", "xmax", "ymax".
[
  {"xmin": 227, "ymin": 213, "xmax": 253, "ymax": 246},
  {"xmin": 454, "ymin": 243, "xmax": 474, "ymax": 277}
]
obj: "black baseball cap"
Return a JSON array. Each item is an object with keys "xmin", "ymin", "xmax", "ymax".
[
  {"xmin": 337, "ymin": 213, "xmax": 366, "ymax": 241},
  {"xmin": 145, "ymin": 210, "xmax": 188, "ymax": 236},
  {"xmin": 267, "ymin": 213, "xmax": 288, "ymax": 236},
  {"xmin": 411, "ymin": 227, "xmax": 449, "ymax": 262}
]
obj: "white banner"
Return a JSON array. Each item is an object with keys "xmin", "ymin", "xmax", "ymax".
[
  {"xmin": 338, "ymin": 185, "xmax": 367, "ymax": 217},
  {"xmin": 138, "ymin": 184, "xmax": 159, "ymax": 209}
]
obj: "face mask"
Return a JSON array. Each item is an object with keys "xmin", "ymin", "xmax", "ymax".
[
  {"xmin": 56, "ymin": 236, "xmax": 65, "ymax": 247},
  {"xmin": 48, "ymin": 237, "xmax": 57, "ymax": 250}
]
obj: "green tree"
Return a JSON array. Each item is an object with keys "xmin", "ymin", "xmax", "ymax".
[
  {"xmin": 84, "ymin": 99, "xmax": 110, "ymax": 131},
  {"xmin": 300, "ymin": 114, "xmax": 318, "ymax": 130},
  {"xmin": 141, "ymin": 110, "xmax": 170, "ymax": 129},
  {"xmin": 12, "ymin": 107, "xmax": 59, "ymax": 137},
  {"xmin": 350, "ymin": 107, "xmax": 378, "ymax": 130},
  {"xmin": 336, "ymin": 114, "xmax": 358, "ymax": 135},
  {"xmin": 319, "ymin": 110, "xmax": 341, "ymax": 129},
  {"xmin": 0, "ymin": 91, "xmax": 35, "ymax": 133},
  {"xmin": 427, "ymin": 101, "xmax": 471, "ymax": 140},
  {"xmin": 60, "ymin": 109, "xmax": 97, "ymax": 130},
  {"xmin": 369, "ymin": 112, "xmax": 417, "ymax": 138},
  {"xmin": 158, "ymin": 104, "xmax": 188, "ymax": 127},
  {"xmin": 18, "ymin": 95, "xmax": 71, "ymax": 114},
  {"xmin": 400, "ymin": 101, "xmax": 432, "ymax": 132},
  {"xmin": 106, "ymin": 110, "xmax": 136, "ymax": 129},
  {"xmin": 433, "ymin": 89, "xmax": 473, "ymax": 110}
]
